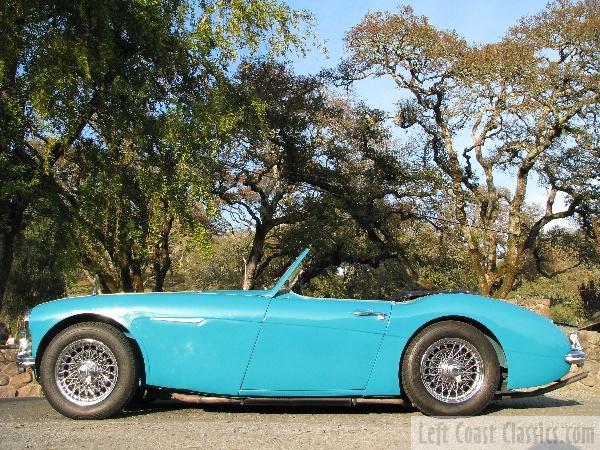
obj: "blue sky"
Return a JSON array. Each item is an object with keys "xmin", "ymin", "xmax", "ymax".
[
  {"xmin": 288, "ymin": 0, "xmax": 547, "ymax": 112},
  {"xmin": 285, "ymin": 0, "xmax": 563, "ymax": 215}
]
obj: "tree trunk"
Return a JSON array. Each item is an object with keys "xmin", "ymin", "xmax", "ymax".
[
  {"xmin": 120, "ymin": 264, "xmax": 134, "ymax": 292},
  {"xmin": 0, "ymin": 201, "xmax": 26, "ymax": 312},
  {"xmin": 495, "ymin": 268, "xmax": 519, "ymax": 299},
  {"xmin": 98, "ymin": 274, "xmax": 119, "ymax": 293},
  {"xmin": 131, "ymin": 259, "xmax": 144, "ymax": 292},
  {"xmin": 592, "ymin": 217, "xmax": 600, "ymax": 255},
  {"xmin": 152, "ymin": 210, "xmax": 173, "ymax": 292},
  {"xmin": 397, "ymin": 258, "xmax": 438, "ymax": 291},
  {"xmin": 118, "ymin": 241, "xmax": 146, "ymax": 292},
  {"xmin": 0, "ymin": 232, "xmax": 16, "ymax": 311},
  {"xmin": 153, "ymin": 255, "xmax": 171, "ymax": 292},
  {"xmin": 242, "ymin": 225, "xmax": 268, "ymax": 290}
]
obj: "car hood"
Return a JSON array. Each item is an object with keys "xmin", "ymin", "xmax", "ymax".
[{"xmin": 37, "ymin": 289, "xmax": 268, "ymax": 306}]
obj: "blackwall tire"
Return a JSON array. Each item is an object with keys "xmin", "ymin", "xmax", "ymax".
[
  {"xmin": 401, "ymin": 320, "xmax": 500, "ymax": 416},
  {"xmin": 40, "ymin": 322, "xmax": 139, "ymax": 419}
]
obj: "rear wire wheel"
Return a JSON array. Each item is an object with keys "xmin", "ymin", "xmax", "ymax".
[{"xmin": 401, "ymin": 320, "xmax": 500, "ymax": 416}]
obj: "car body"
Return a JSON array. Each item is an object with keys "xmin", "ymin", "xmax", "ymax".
[{"xmin": 19, "ymin": 249, "xmax": 586, "ymax": 418}]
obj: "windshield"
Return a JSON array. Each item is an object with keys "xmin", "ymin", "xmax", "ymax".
[
  {"xmin": 266, "ymin": 248, "xmax": 310, "ymax": 297},
  {"xmin": 279, "ymin": 265, "xmax": 303, "ymax": 294}
]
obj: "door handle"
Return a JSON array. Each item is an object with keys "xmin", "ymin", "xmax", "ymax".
[{"xmin": 353, "ymin": 311, "xmax": 388, "ymax": 320}]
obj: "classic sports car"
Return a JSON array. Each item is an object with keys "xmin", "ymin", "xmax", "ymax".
[{"xmin": 18, "ymin": 249, "xmax": 586, "ymax": 419}]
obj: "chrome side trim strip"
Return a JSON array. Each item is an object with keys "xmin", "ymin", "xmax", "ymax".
[{"xmin": 150, "ymin": 317, "xmax": 205, "ymax": 325}]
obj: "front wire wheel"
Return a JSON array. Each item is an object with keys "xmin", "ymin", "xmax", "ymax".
[
  {"xmin": 54, "ymin": 338, "xmax": 119, "ymax": 406},
  {"xmin": 402, "ymin": 321, "xmax": 500, "ymax": 416},
  {"xmin": 40, "ymin": 322, "xmax": 139, "ymax": 419}
]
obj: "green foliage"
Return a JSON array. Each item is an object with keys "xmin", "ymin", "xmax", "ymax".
[
  {"xmin": 192, "ymin": 0, "xmax": 315, "ymax": 62},
  {"xmin": 509, "ymin": 276, "xmax": 580, "ymax": 306},
  {"xmin": 165, "ymin": 232, "xmax": 251, "ymax": 291},
  {"xmin": 509, "ymin": 262, "xmax": 600, "ymax": 325},
  {"xmin": 550, "ymin": 303, "xmax": 583, "ymax": 326},
  {"xmin": 1, "ymin": 212, "xmax": 75, "ymax": 331},
  {"xmin": 580, "ymin": 280, "xmax": 600, "ymax": 318},
  {"xmin": 0, "ymin": 0, "xmax": 314, "ymax": 306},
  {"xmin": 342, "ymin": 0, "xmax": 600, "ymax": 297},
  {"xmin": 0, "ymin": 0, "xmax": 597, "ymax": 318},
  {"xmin": 303, "ymin": 261, "xmax": 415, "ymax": 301}
]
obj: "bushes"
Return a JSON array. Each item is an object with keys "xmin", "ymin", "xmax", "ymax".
[
  {"xmin": 0, "ymin": 215, "xmax": 73, "ymax": 333},
  {"xmin": 581, "ymin": 281, "xmax": 600, "ymax": 319}
]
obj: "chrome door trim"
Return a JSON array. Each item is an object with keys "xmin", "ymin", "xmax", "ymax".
[{"xmin": 353, "ymin": 311, "xmax": 388, "ymax": 320}]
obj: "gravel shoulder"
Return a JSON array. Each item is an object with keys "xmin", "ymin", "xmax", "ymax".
[{"xmin": 1, "ymin": 388, "xmax": 600, "ymax": 450}]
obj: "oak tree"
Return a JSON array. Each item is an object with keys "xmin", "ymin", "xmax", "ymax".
[{"xmin": 343, "ymin": 0, "xmax": 599, "ymax": 297}]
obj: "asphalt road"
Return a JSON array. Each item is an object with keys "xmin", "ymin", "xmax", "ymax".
[{"xmin": 1, "ymin": 389, "xmax": 599, "ymax": 449}]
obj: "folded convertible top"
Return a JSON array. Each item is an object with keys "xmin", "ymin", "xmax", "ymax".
[{"xmin": 396, "ymin": 290, "xmax": 471, "ymax": 301}]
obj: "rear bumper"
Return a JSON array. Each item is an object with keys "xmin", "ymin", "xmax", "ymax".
[{"xmin": 565, "ymin": 349, "xmax": 585, "ymax": 367}]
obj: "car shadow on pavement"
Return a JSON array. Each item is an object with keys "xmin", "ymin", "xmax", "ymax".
[
  {"xmin": 484, "ymin": 395, "xmax": 581, "ymax": 414},
  {"xmin": 120, "ymin": 394, "xmax": 581, "ymax": 418},
  {"xmin": 121, "ymin": 399, "xmax": 415, "ymax": 417},
  {"xmin": 120, "ymin": 400, "xmax": 202, "ymax": 417}
]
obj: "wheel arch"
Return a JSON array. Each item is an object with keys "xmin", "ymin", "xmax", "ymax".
[
  {"xmin": 398, "ymin": 315, "xmax": 508, "ymax": 390},
  {"xmin": 35, "ymin": 313, "xmax": 147, "ymax": 385}
]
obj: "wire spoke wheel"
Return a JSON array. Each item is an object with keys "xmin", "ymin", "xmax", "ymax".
[
  {"xmin": 420, "ymin": 337, "xmax": 485, "ymax": 404},
  {"xmin": 41, "ymin": 322, "xmax": 139, "ymax": 419},
  {"xmin": 402, "ymin": 321, "xmax": 499, "ymax": 416},
  {"xmin": 54, "ymin": 338, "xmax": 119, "ymax": 406}
]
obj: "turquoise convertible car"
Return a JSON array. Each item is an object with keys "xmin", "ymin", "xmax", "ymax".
[{"xmin": 18, "ymin": 249, "xmax": 586, "ymax": 419}]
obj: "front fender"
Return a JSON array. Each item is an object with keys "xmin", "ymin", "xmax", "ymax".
[
  {"xmin": 27, "ymin": 294, "xmax": 171, "ymax": 377},
  {"xmin": 29, "ymin": 296, "xmax": 136, "ymax": 358}
]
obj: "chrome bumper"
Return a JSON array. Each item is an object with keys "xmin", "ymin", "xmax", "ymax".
[
  {"xmin": 16, "ymin": 349, "xmax": 35, "ymax": 373},
  {"xmin": 17, "ymin": 338, "xmax": 35, "ymax": 373},
  {"xmin": 565, "ymin": 349, "xmax": 585, "ymax": 367},
  {"xmin": 16, "ymin": 310, "xmax": 35, "ymax": 373},
  {"xmin": 566, "ymin": 332, "xmax": 585, "ymax": 367},
  {"xmin": 17, "ymin": 310, "xmax": 35, "ymax": 373}
]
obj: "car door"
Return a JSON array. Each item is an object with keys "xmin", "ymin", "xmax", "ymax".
[
  {"xmin": 240, "ymin": 292, "xmax": 391, "ymax": 395},
  {"xmin": 129, "ymin": 292, "xmax": 270, "ymax": 395}
]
